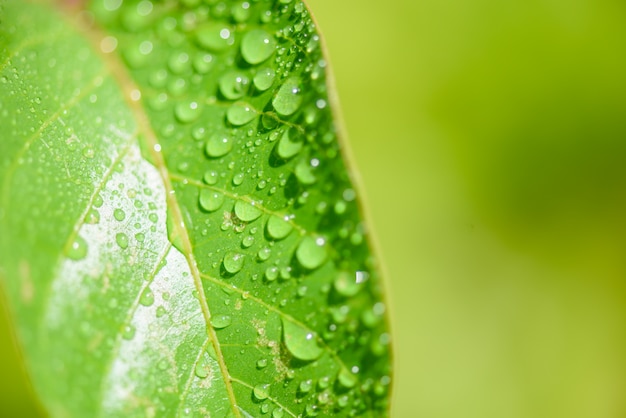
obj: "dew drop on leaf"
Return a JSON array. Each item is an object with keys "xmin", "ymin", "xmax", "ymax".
[
  {"xmin": 282, "ymin": 318, "xmax": 323, "ymax": 361},
  {"xmin": 205, "ymin": 134, "xmax": 232, "ymax": 158},
  {"xmin": 257, "ymin": 246, "xmax": 272, "ymax": 261},
  {"xmin": 227, "ymin": 101, "xmax": 256, "ymax": 126},
  {"xmin": 234, "ymin": 200, "xmax": 262, "ymax": 222},
  {"xmin": 252, "ymin": 383, "xmax": 271, "ymax": 401},
  {"xmin": 223, "ymin": 252, "xmax": 244, "ymax": 274},
  {"xmin": 295, "ymin": 236, "xmax": 327, "ymax": 270},
  {"xmin": 196, "ymin": 22, "xmax": 234, "ymax": 52},
  {"xmin": 337, "ymin": 367, "xmax": 358, "ymax": 389},
  {"xmin": 275, "ymin": 128, "xmax": 303, "ymax": 160},
  {"xmin": 333, "ymin": 271, "xmax": 365, "ymax": 297},
  {"xmin": 66, "ymin": 235, "xmax": 88, "ymax": 260},
  {"xmin": 174, "ymin": 101, "xmax": 201, "ymax": 123},
  {"xmin": 139, "ymin": 287, "xmax": 154, "ymax": 307},
  {"xmin": 199, "ymin": 189, "xmax": 224, "ymax": 212},
  {"xmin": 113, "ymin": 208, "xmax": 126, "ymax": 221},
  {"xmin": 219, "ymin": 71, "xmax": 249, "ymax": 100},
  {"xmin": 115, "ymin": 232, "xmax": 129, "ymax": 249},
  {"xmin": 241, "ymin": 29, "xmax": 276, "ymax": 65},
  {"xmin": 272, "ymin": 77, "xmax": 302, "ymax": 116},
  {"xmin": 253, "ymin": 67, "xmax": 275, "ymax": 91},
  {"xmin": 266, "ymin": 214, "xmax": 292, "ymax": 240},
  {"xmin": 211, "ymin": 314, "xmax": 232, "ymax": 329}
]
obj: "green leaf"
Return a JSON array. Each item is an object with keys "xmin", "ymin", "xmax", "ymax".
[{"xmin": 0, "ymin": 0, "xmax": 391, "ymax": 416}]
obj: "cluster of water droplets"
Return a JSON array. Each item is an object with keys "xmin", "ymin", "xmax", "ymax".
[{"xmin": 92, "ymin": 0, "xmax": 390, "ymax": 415}]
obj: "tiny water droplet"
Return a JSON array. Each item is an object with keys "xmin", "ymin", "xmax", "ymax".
[
  {"xmin": 265, "ymin": 266, "xmax": 278, "ymax": 281},
  {"xmin": 195, "ymin": 356, "xmax": 210, "ymax": 379},
  {"xmin": 256, "ymin": 358, "xmax": 268, "ymax": 369},
  {"xmin": 196, "ymin": 23, "xmax": 234, "ymax": 52},
  {"xmin": 299, "ymin": 379, "xmax": 313, "ymax": 393},
  {"xmin": 242, "ymin": 235, "xmax": 255, "ymax": 248},
  {"xmin": 122, "ymin": 324, "xmax": 135, "ymax": 340},
  {"xmin": 203, "ymin": 170, "xmax": 219, "ymax": 185}
]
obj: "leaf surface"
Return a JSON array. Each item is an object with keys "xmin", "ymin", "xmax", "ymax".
[{"xmin": 0, "ymin": 0, "xmax": 391, "ymax": 416}]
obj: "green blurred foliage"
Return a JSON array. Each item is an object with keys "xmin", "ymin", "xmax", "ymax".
[{"xmin": 2, "ymin": 0, "xmax": 626, "ymax": 416}]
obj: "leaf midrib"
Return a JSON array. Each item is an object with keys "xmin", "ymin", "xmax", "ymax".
[{"xmin": 70, "ymin": 12, "xmax": 243, "ymax": 417}]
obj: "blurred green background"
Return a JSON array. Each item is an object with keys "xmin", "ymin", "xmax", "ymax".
[{"xmin": 2, "ymin": 0, "xmax": 626, "ymax": 416}]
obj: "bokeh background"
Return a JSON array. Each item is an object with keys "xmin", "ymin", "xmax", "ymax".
[{"xmin": 2, "ymin": 0, "xmax": 626, "ymax": 416}]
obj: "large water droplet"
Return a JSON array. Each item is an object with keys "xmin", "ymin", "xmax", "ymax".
[
  {"xmin": 253, "ymin": 67, "xmax": 275, "ymax": 91},
  {"xmin": 199, "ymin": 189, "xmax": 224, "ymax": 212},
  {"xmin": 121, "ymin": 324, "xmax": 135, "ymax": 340},
  {"xmin": 223, "ymin": 252, "xmax": 244, "ymax": 274},
  {"xmin": 67, "ymin": 235, "xmax": 88, "ymax": 260},
  {"xmin": 296, "ymin": 236, "xmax": 327, "ymax": 270},
  {"xmin": 282, "ymin": 318, "xmax": 323, "ymax": 361},
  {"xmin": 275, "ymin": 128, "xmax": 303, "ymax": 160},
  {"xmin": 206, "ymin": 134, "xmax": 233, "ymax": 157},
  {"xmin": 272, "ymin": 77, "xmax": 302, "ymax": 116},
  {"xmin": 241, "ymin": 29, "xmax": 276, "ymax": 65},
  {"xmin": 234, "ymin": 200, "xmax": 262, "ymax": 222},
  {"xmin": 253, "ymin": 383, "xmax": 271, "ymax": 401},
  {"xmin": 266, "ymin": 215, "xmax": 292, "ymax": 240},
  {"xmin": 227, "ymin": 102, "xmax": 256, "ymax": 126},
  {"xmin": 219, "ymin": 71, "xmax": 249, "ymax": 100}
]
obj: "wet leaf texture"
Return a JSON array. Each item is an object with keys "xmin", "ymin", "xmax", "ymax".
[{"xmin": 0, "ymin": 0, "xmax": 391, "ymax": 416}]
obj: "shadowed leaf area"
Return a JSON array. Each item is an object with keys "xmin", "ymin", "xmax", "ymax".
[{"xmin": 0, "ymin": 0, "xmax": 391, "ymax": 416}]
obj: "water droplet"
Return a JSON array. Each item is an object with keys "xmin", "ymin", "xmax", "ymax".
[
  {"xmin": 174, "ymin": 101, "xmax": 201, "ymax": 123},
  {"xmin": 256, "ymin": 358, "xmax": 268, "ymax": 369},
  {"xmin": 318, "ymin": 376, "xmax": 330, "ymax": 390},
  {"xmin": 196, "ymin": 23, "xmax": 234, "ymax": 52},
  {"xmin": 282, "ymin": 318, "xmax": 323, "ymax": 361},
  {"xmin": 232, "ymin": 1, "xmax": 251, "ymax": 22},
  {"xmin": 157, "ymin": 359, "xmax": 169, "ymax": 371},
  {"xmin": 258, "ymin": 247, "xmax": 272, "ymax": 261},
  {"xmin": 223, "ymin": 252, "xmax": 244, "ymax": 274},
  {"xmin": 266, "ymin": 214, "xmax": 293, "ymax": 240},
  {"xmin": 272, "ymin": 409, "xmax": 284, "ymax": 418},
  {"xmin": 275, "ymin": 128, "xmax": 303, "ymax": 160},
  {"xmin": 241, "ymin": 29, "xmax": 276, "ymax": 65},
  {"xmin": 206, "ymin": 134, "xmax": 233, "ymax": 157},
  {"xmin": 140, "ymin": 287, "xmax": 154, "ymax": 306},
  {"xmin": 253, "ymin": 67, "xmax": 275, "ymax": 91},
  {"xmin": 265, "ymin": 266, "xmax": 278, "ymax": 281},
  {"xmin": 296, "ymin": 236, "xmax": 327, "ymax": 270},
  {"xmin": 67, "ymin": 235, "xmax": 88, "ymax": 260},
  {"xmin": 156, "ymin": 306, "xmax": 167, "ymax": 318},
  {"xmin": 299, "ymin": 379, "xmax": 313, "ymax": 393},
  {"xmin": 203, "ymin": 170, "xmax": 219, "ymax": 185},
  {"xmin": 113, "ymin": 208, "xmax": 126, "ymax": 221},
  {"xmin": 295, "ymin": 159, "xmax": 316, "ymax": 185},
  {"xmin": 199, "ymin": 189, "xmax": 224, "ymax": 212},
  {"xmin": 122, "ymin": 324, "xmax": 135, "ymax": 340},
  {"xmin": 253, "ymin": 383, "xmax": 271, "ymax": 401},
  {"xmin": 337, "ymin": 368, "xmax": 358, "ymax": 389},
  {"xmin": 211, "ymin": 314, "xmax": 232, "ymax": 329},
  {"xmin": 234, "ymin": 200, "xmax": 262, "ymax": 222},
  {"xmin": 227, "ymin": 102, "xmax": 256, "ymax": 126},
  {"xmin": 272, "ymin": 77, "xmax": 302, "ymax": 116},
  {"xmin": 219, "ymin": 71, "xmax": 249, "ymax": 100},
  {"xmin": 334, "ymin": 271, "xmax": 366, "ymax": 297},
  {"xmin": 242, "ymin": 235, "xmax": 255, "ymax": 248},
  {"xmin": 195, "ymin": 356, "xmax": 210, "ymax": 379},
  {"xmin": 116, "ymin": 232, "xmax": 129, "ymax": 249}
]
